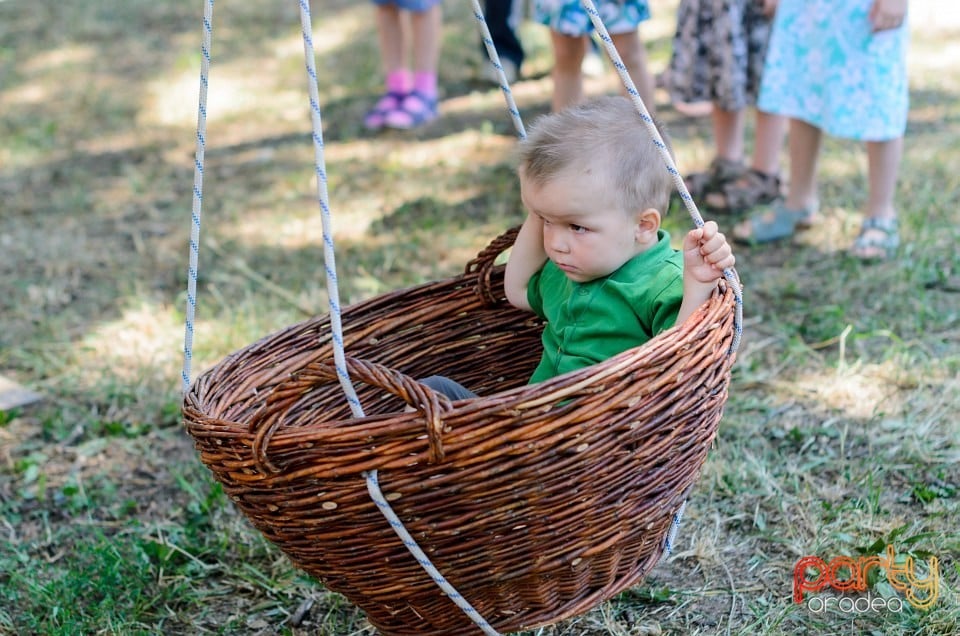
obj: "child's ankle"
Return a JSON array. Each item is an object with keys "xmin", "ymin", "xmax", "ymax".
[
  {"xmin": 413, "ymin": 71, "xmax": 437, "ymax": 99},
  {"xmin": 386, "ymin": 69, "xmax": 412, "ymax": 94}
]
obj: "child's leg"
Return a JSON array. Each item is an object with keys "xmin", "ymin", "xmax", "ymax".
[
  {"xmin": 550, "ymin": 31, "xmax": 586, "ymax": 111},
  {"xmin": 419, "ymin": 376, "xmax": 478, "ymax": 400},
  {"xmin": 610, "ymin": 31, "xmax": 655, "ymax": 118},
  {"xmin": 682, "ymin": 108, "xmax": 745, "ymax": 202},
  {"xmin": 851, "ymin": 136, "xmax": 903, "ymax": 259},
  {"xmin": 410, "ymin": 4, "xmax": 441, "ymax": 79},
  {"xmin": 783, "ymin": 118, "xmax": 821, "ymax": 213},
  {"xmin": 482, "ymin": 0, "xmax": 524, "ymax": 70},
  {"xmin": 375, "ymin": 3, "xmax": 405, "ymax": 77},
  {"xmin": 751, "ymin": 109, "xmax": 787, "ymax": 176},
  {"xmin": 732, "ymin": 117, "xmax": 819, "ymax": 242},
  {"xmin": 864, "ymin": 137, "xmax": 902, "ymax": 221},
  {"xmin": 366, "ymin": 4, "xmax": 411, "ymax": 129},
  {"xmin": 700, "ymin": 108, "xmax": 787, "ymax": 211},
  {"xmin": 712, "ymin": 107, "xmax": 746, "ymax": 163},
  {"xmin": 385, "ymin": 3, "xmax": 442, "ymax": 128}
]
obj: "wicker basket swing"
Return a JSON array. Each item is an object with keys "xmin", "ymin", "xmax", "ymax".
[
  {"xmin": 183, "ymin": 230, "xmax": 737, "ymax": 634},
  {"xmin": 179, "ymin": 2, "xmax": 742, "ymax": 634}
]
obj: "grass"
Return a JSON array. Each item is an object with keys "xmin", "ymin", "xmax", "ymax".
[{"xmin": 1, "ymin": 0, "xmax": 958, "ymax": 634}]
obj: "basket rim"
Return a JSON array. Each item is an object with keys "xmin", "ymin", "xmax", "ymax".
[
  {"xmin": 186, "ymin": 278, "xmax": 734, "ymax": 414},
  {"xmin": 184, "ymin": 277, "xmax": 735, "ymax": 477}
]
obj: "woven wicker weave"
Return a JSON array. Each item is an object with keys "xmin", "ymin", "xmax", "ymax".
[{"xmin": 182, "ymin": 228, "xmax": 737, "ymax": 635}]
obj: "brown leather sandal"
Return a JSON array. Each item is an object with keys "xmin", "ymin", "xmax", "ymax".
[
  {"xmin": 683, "ymin": 157, "xmax": 745, "ymax": 200},
  {"xmin": 704, "ymin": 169, "xmax": 781, "ymax": 213}
]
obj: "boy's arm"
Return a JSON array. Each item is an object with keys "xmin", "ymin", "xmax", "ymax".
[
  {"xmin": 677, "ymin": 220, "xmax": 735, "ymax": 324},
  {"xmin": 504, "ymin": 213, "xmax": 547, "ymax": 312}
]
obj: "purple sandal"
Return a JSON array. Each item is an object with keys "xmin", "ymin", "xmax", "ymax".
[
  {"xmin": 384, "ymin": 90, "xmax": 438, "ymax": 130},
  {"xmin": 364, "ymin": 91, "xmax": 405, "ymax": 131}
]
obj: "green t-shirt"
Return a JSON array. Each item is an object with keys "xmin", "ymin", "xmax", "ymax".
[{"xmin": 526, "ymin": 230, "xmax": 684, "ymax": 384}]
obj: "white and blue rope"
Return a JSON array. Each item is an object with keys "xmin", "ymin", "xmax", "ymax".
[
  {"xmin": 662, "ymin": 501, "xmax": 686, "ymax": 558},
  {"xmin": 296, "ymin": 2, "xmax": 499, "ymax": 634},
  {"xmin": 580, "ymin": 0, "xmax": 743, "ymax": 354},
  {"xmin": 296, "ymin": 0, "xmax": 364, "ymax": 419},
  {"xmin": 365, "ymin": 471, "xmax": 500, "ymax": 635},
  {"xmin": 181, "ymin": 0, "xmax": 215, "ymax": 395},
  {"xmin": 470, "ymin": 0, "xmax": 526, "ymax": 140}
]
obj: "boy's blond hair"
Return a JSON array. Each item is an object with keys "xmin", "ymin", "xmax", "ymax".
[{"xmin": 517, "ymin": 95, "xmax": 674, "ymax": 215}]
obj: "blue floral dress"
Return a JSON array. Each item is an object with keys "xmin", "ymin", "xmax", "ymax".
[
  {"xmin": 535, "ymin": 0, "xmax": 651, "ymax": 36},
  {"xmin": 758, "ymin": 0, "xmax": 909, "ymax": 141}
]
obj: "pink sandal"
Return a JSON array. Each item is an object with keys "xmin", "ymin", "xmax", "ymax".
[
  {"xmin": 363, "ymin": 91, "xmax": 405, "ymax": 131},
  {"xmin": 384, "ymin": 91, "xmax": 438, "ymax": 130}
]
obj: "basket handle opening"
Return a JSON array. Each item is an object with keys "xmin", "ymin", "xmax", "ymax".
[
  {"xmin": 463, "ymin": 226, "xmax": 520, "ymax": 307},
  {"xmin": 313, "ymin": 357, "xmax": 453, "ymax": 464},
  {"xmin": 246, "ymin": 358, "xmax": 453, "ymax": 474}
]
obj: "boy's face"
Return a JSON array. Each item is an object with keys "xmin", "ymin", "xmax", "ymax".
[{"xmin": 520, "ymin": 168, "xmax": 656, "ymax": 283}]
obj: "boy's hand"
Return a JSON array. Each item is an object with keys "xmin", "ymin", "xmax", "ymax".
[
  {"xmin": 675, "ymin": 221, "xmax": 736, "ymax": 325},
  {"xmin": 683, "ymin": 220, "xmax": 735, "ymax": 284}
]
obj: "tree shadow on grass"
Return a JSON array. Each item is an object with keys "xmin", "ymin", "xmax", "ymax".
[{"xmin": 202, "ymin": 167, "xmax": 524, "ymax": 319}]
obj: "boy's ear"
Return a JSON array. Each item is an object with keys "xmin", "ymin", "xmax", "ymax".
[{"xmin": 634, "ymin": 207, "xmax": 661, "ymax": 240}]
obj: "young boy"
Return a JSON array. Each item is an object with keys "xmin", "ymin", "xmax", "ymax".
[{"xmin": 421, "ymin": 95, "xmax": 734, "ymax": 399}]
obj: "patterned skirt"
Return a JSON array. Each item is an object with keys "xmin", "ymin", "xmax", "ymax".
[{"xmin": 668, "ymin": 0, "xmax": 773, "ymax": 111}]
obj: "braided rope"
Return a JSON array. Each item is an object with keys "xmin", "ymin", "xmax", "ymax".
[
  {"xmin": 295, "ymin": 2, "xmax": 499, "ymax": 634},
  {"xmin": 181, "ymin": 0, "xmax": 215, "ymax": 395},
  {"xmin": 470, "ymin": 0, "xmax": 526, "ymax": 140},
  {"xmin": 295, "ymin": 0, "xmax": 363, "ymax": 419},
  {"xmin": 580, "ymin": 0, "xmax": 743, "ymax": 354},
  {"xmin": 663, "ymin": 500, "xmax": 686, "ymax": 556}
]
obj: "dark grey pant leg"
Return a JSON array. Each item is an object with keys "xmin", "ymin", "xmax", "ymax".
[
  {"xmin": 482, "ymin": 0, "xmax": 525, "ymax": 67},
  {"xmin": 419, "ymin": 375, "xmax": 478, "ymax": 401}
]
